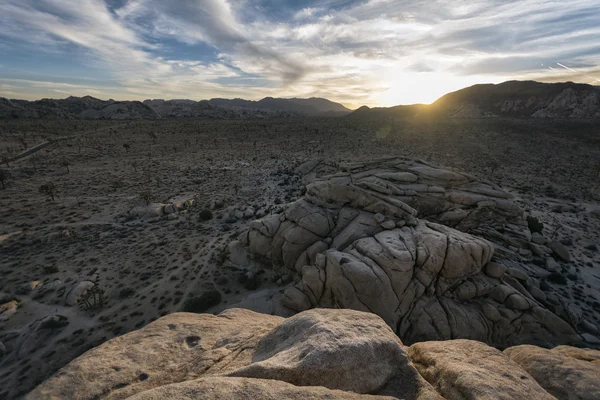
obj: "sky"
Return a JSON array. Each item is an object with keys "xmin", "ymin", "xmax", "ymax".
[{"xmin": 0, "ymin": 0, "xmax": 599, "ymax": 108}]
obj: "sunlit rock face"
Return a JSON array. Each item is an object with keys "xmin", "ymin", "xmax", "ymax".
[
  {"xmin": 233, "ymin": 158, "xmax": 579, "ymax": 348},
  {"xmin": 27, "ymin": 308, "xmax": 596, "ymax": 400}
]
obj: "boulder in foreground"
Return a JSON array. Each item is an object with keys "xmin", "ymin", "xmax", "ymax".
[{"xmin": 27, "ymin": 308, "xmax": 600, "ymax": 400}]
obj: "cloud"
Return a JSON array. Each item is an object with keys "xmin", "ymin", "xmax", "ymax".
[{"xmin": 0, "ymin": 0, "xmax": 598, "ymax": 106}]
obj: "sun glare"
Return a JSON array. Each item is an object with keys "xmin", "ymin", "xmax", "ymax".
[{"xmin": 374, "ymin": 72, "xmax": 505, "ymax": 106}]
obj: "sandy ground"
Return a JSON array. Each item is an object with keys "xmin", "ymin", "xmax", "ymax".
[{"xmin": 0, "ymin": 117, "xmax": 599, "ymax": 398}]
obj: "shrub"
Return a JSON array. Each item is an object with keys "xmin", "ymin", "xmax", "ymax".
[
  {"xmin": 139, "ymin": 190, "xmax": 156, "ymax": 205},
  {"xmin": 182, "ymin": 290, "xmax": 222, "ymax": 313},
  {"xmin": 547, "ymin": 272, "xmax": 567, "ymax": 285},
  {"xmin": 526, "ymin": 215, "xmax": 543, "ymax": 233},
  {"xmin": 199, "ymin": 209, "xmax": 213, "ymax": 221},
  {"xmin": 42, "ymin": 265, "xmax": 59, "ymax": 274},
  {"xmin": 60, "ymin": 158, "xmax": 71, "ymax": 173},
  {"xmin": 0, "ymin": 169, "xmax": 9, "ymax": 189},
  {"xmin": 39, "ymin": 182, "xmax": 59, "ymax": 201},
  {"xmin": 77, "ymin": 279, "xmax": 106, "ymax": 310},
  {"xmin": 111, "ymin": 180, "xmax": 124, "ymax": 191}
]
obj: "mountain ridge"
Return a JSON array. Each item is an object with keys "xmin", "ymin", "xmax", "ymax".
[
  {"xmin": 0, "ymin": 95, "xmax": 351, "ymax": 120},
  {"xmin": 348, "ymin": 80, "xmax": 600, "ymax": 119},
  {"xmin": 3, "ymin": 80, "xmax": 600, "ymax": 120}
]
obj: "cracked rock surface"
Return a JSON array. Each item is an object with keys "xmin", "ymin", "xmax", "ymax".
[{"xmin": 233, "ymin": 158, "xmax": 583, "ymax": 347}]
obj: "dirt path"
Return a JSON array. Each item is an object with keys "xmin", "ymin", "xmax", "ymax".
[{"xmin": 8, "ymin": 123, "xmax": 128, "ymax": 164}]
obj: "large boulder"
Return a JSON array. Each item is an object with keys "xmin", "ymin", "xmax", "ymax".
[
  {"xmin": 127, "ymin": 377, "xmax": 394, "ymax": 399},
  {"xmin": 237, "ymin": 158, "xmax": 579, "ymax": 348},
  {"xmin": 504, "ymin": 345, "xmax": 600, "ymax": 400},
  {"xmin": 27, "ymin": 308, "xmax": 599, "ymax": 400},
  {"xmin": 408, "ymin": 340, "xmax": 555, "ymax": 399},
  {"xmin": 228, "ymin": 309, "xmax": 438, "ymax": 398},
  {"xmin": 27, "ymin": 309, "xmax": 283, "ymax": 400},
  {"xmin": 27, "ymin": 308, "xmax": 439, "ymax": 400}
]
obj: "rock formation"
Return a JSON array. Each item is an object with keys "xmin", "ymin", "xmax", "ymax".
[
  {"xmin": 27, "ymin": 308, "xmax": 600, "ymax": 399},
  {"xmin": 229, "ymin": 157, "xmax": 586, "ymax": 347}
]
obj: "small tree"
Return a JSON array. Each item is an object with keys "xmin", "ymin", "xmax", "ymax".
[
  {"xmin": 18, "ymin": 137, "xmax": 27, "ymax": 150},
  {"xmin": 77, "ymin": 276, "xmax": 106, "ymax": 310},
  {"xmin": 0, "ymin": 169, "xmax": 9, "ymax": 189},
  {"xmin": 111, "ymin": 179, "xmax": 124, "ymax": 191},
  {"xmin": 139, "ymin": 190, "xmax": 156, "ymax": 205},
  {"xmin": 30, "ymin": 154, "xmax": 39, "ymax": 172},
  {"xmin": 75, "ymin": 138, "xmax": 84, "ymax": 154},
  {"xmin": 40, "ymin": 182, "xmax": 59, "ymax": 201},
  {"xmin": 123, "ymin": 143, "xmax": 130, "ymax": 153},
  {"xmin": 60, "ymin": 157, "xmax": 71, "ymax": 173}
]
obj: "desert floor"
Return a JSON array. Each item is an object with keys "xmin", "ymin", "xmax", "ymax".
[{"xmin": 1, "ymin": 117, "xmax": 599, "ymax": 398}]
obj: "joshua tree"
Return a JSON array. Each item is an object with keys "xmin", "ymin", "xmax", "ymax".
[
  {"xmin": 40, "ymin": 182, "xmax": 59, "ymax": 201},
  {"xmin": 111, "ymin": 179, "xmax": 124, "ymax": 191},
  {"xmin": 0, "ymin": 169, "xmax": 9, "ymax": 189},
  {"xmin": 77, "ymin": 276, "xmax": 106, "ymax": 310},
  {"xmin": 60, "ymin": 157, "xmax": 71, "ymax": 173},
  {"xmin": 488, "ymin": 160, "xmax": 500, "ymax": 176},
  {"xmin": 29, "ymin": 154, "xmax": 39, "ymax": 172},
  {"xmin": 18, "ymin": 137, "xmax": 27, "ymax": 150},
  {"xmin": 75, "ymin": 138, "xmax": 84, "ymax": 154},
  {"xmin": 139, "ymin": 190, "xmax": 156, "ymax": 205}
]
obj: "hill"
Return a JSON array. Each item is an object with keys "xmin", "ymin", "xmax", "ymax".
[
  {"xmin": 208, "ymin": 96, "xmax": 351, "ymax": 116},
  {"xmin": 347, "ymin": 81, "xmax": 600, "ymax": 119},
  {"xmin": 0, "ymin": 96, "xmax": 350, "ymax": 120}
]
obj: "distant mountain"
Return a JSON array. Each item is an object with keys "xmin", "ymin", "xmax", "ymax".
[
  {"xmin": 208, "ymin": 97, "xmax": 351, "ymax": 116},
  {"xmin": 347, "ymin": 81, "xmax": 600, "ymax": 120},
  {"xmin": 0, "ymin": 96, "xmax": 350, "ymax": 120},
  {"xmin": 0, "ymin": 97, "xmax": 159, "ymax": 120}
]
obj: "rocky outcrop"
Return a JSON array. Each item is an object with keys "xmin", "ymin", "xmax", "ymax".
[
  {"xmin": 409, "ymin": 340, "xmax": 555, "ymax": 400},
  {"xmin": 27, "ymin": 309, "xmax": 440, "ymax": 400},
  {"xmin": 505, "ymin": 345, "xmax": 600, "ymax": 400},
  {"xmin": 229, "ymin": 158, "xmax": 582, "ymax": 347},
  {"xmin": 27, "ymin": 308, "xmax": 600, "ymax": 399},
  {"xmin": 439, "ymin": 81, "xmax": 600, "ymax": 119}
]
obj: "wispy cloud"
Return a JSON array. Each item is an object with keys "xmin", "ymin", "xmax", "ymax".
[{"xmin": 0, "ymin": 0, "xmax": 599, "ymax": 106}]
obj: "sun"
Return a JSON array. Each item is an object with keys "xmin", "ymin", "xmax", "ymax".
[{"xmin": 373, "ymin": 72, "xmax": 504, "ymax": 106}]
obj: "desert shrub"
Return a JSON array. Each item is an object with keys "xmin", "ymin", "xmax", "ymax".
[
  {"xmin": 547, "ymin": 272, "xmax": 567, "ymax": 285},
  {"xmin": 182, "ymin": 290, "xmax": 222, "ymax": 313},
  {"xmin": 60, "ymin": 157, "xmax": 71, "ymax": 173},
  {"xmin": 78, "ymin": 278, "xmax": 106, "ymax": 310},
  {"xmin": 199, "ymin": 209, "xmax": 213, "ymax": 221},
  {"xmin": 42, "ymin": 265, "xmax": 59, "ymax": 274},
  {"xmin": 119, "ymin": 287, "xmax": 135, "ymax": 299},
  {"xmin": 111, "ymin": 179, "xmax": 124, "ymax": 191},
  {"xmin": 39, "ymin": 182, "xmax": 59, "ymax": 201},
  {"xmin": 139, "ymin": 190, "xmax": 156, "ymax": 205},
  {"xmin": 526, "ymin": 215, "xmax": 543, "ymax": 233},
  {"xmin": 0, "ymin": 169, "xmax": 9, "ymax": 189}
]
